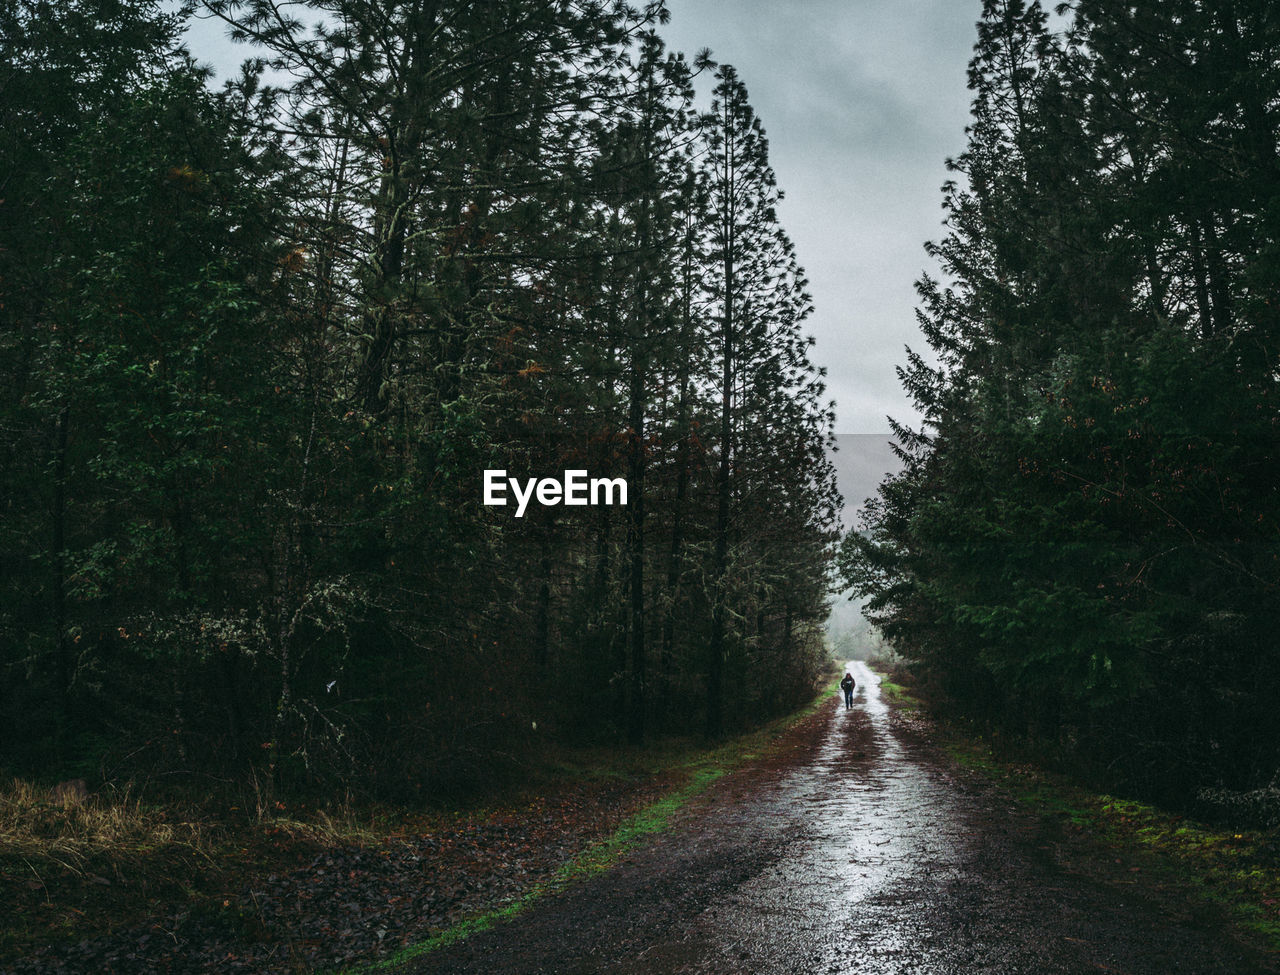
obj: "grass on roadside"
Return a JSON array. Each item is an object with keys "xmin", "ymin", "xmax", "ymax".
[
  {"xmin": 1, "ymin": 682, "xmax": 840, "ymax": 969},
  {"xmin": 0, "ymin": 777, "xmax": 419, "ymax": 959},
  {"xmin": 0, "ymin": 778, "xmax": 215, "ymax": 956},
  {"xmin": 356, "ymin": 765, "xmax": 728, "ymax": 972},
  {"xmin": 347, "ymin": 682, "xmax": 838, "ymax": 973},
  {"xmin": 939, "ymin": 729, "xmax": 1280, "ymax": 951},
  {"xmin": 875, "ymin": 677, "xmax": 918, "ymax": 710},
  {"xmin": 0, "ymin": 778, "xmax": 210, "ymax": 867}
]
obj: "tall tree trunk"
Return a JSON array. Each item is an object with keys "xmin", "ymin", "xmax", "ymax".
[
  {"xmin": 356, "ymin": 3, "xmax": 439, "ymax": 414},
  {"xmin": 625, "ymin": 132, "xmax": 655, "ymax": 745},
  {"xmin": 708, "ymin": 181, "xmax": 734, "ymax": 740},
  {"xmin": 51, "ymin": 405, "xmax": 70, "ymax": 734},
  {"xmin": 661, "ymin": 362, "xmax": 692, "ymax": 730},
  {"xmin": 626, "ymin": 337, "xmax": 647, "ymax": 745},
  {"xmin": 535, "ymin": 540, "xmax": 551, "ymax": 670},
  {"xmin": 1190, "ymin": 218, "xmax": 1214, "ymax": 339},
  {"xmin": 1203, "ymin": 216, "xmax": 1233, "ymax": 337}
]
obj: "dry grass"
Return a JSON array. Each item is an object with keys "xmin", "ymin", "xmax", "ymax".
[
  {"xmin": 264, "ymin": 809, "xmax": 387, "ymax": 848},
  {"xmin": 0, "ymin": 778, "xmax": 212, "ymax": 877},
  {"xmin": 0, "ymin": 777, "xmax": 399, "ymax": 872},
  {"xmin": 0, "ymin": 778, "xmax": 375, "ymax": 958}
]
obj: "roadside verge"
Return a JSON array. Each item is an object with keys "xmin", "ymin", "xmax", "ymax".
[
  {"xmin": 872, "ymin": 668, "xmax": 1280, "ymax": 956},
  {"xmin": 351, "ymin": 683, "xmax": 837, "ymax": 973},
  {"xmin": 0, "ymin": 682, "xmax": 839, "ymax": 973}
]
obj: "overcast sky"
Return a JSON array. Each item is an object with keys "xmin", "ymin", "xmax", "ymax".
[
  {"xmin": 183, "ymin": 0, "xmax": 983, "ymax": 435},
  {"xmin": 660, "ymin": 1, "xmax": 982, "ymax": 434}
]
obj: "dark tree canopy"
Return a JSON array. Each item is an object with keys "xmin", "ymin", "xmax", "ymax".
[
  {"xmin": 0, "ymin": 0, "xmax": 839, "ymax": 796},
  {"xmin": 842, "ymin": 0, "xmax": 1280, "ymax": 807}
]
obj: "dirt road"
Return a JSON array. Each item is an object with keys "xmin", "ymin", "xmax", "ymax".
[{"xmin": 403, "ymin": 662, "xmax": 1278, "ymax": 974}]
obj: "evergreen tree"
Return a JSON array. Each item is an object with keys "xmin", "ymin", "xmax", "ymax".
[
  {"xmin": 0, "ymin": 0, "xmax": 294, "ymax": 765},
  {"xmin": 0, "ymin": 0, "xmax": 841, "ymax": 790},
  {"xmin": 843, "ymin": 0, "xmax": 1280, "ymax": 804},
  {"xmin": 698, "ymin": 64, "xmax": 836, "ymax": 735}
]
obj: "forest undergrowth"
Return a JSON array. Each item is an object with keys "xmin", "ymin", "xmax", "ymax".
[{"xmin": 0, "ymin": 678, "xmax": 836, "ymax": 969}]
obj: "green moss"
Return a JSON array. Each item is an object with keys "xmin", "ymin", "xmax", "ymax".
[
  {"xmin": 350, "ymin": 773, "xmax": 734, "ymax": 972},
  {"xmin": 553, "ymin": 766, "xmax": 723, "ymax": 882}
]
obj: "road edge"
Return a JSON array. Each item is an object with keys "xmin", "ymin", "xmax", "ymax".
[
  {"xmin": 868, "ymin": 666, "xmax": 1280, "ymax": 963},
  {"xmin": 342, "ymin": 680, "xmax": 841, "ymax": 974}
]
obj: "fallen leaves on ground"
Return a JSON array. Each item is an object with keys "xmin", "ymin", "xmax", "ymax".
[{"xmin": 1, "ymin": 778, "xmax": 676, "ymax": 974}]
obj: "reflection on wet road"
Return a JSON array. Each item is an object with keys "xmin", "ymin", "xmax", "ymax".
[
  {"xmin": 659, "ymin": 661, "xmax": 982, "ymax": 971},
  {"xmin": 408, "ymin": 662, "xmax": 1277, "ymax": 974}
]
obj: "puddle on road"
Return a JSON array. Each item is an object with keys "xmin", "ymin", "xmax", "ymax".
[
  {"xmin": 609, "ymin": 662, "xmax": 982, "ymax": 974},
  {"xmin": 680, "ymin": 661, "xmax": 978, "ymax": 973},
  {"xmin": 419, "ymin": 661, "xmax": 1276, "ymax": 975},
  {"xmin": 613, "ymin": 663, "xmax": 1270, "ymax": 974}
]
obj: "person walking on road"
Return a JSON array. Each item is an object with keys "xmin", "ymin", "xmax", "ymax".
[{"xmin": 840, "ymin": 671, "xmax": 856, "ymax": 709}]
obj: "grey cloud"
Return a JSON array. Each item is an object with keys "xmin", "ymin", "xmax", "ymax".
[
  {"xmin": 184, "ymin": 0, "xmax": 981, "ymax": 434},
  {"xmin": 665, "ymin": 0, "xmax": 981, "ymax": 432}
]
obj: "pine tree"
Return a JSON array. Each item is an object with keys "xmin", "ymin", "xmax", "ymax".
[
  {"xmin": 844, "ymin": 0, "xmax": 1280, "ymax": 803},
  {"xmin": 697, "ymin": 64, "xmax": 832, "ymax": 735},
  {"xmin": 0, "ymin": 0, "xmax": 294, "ymax": 763}
]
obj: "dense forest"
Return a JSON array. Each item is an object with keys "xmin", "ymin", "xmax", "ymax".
[
  {"xmin": 0, "ymin": 0, "xmax": 841, "ymax": 798},
  {"xmin": 843, "ymin": 0, "xmax": 1280, "ymax": 808}
]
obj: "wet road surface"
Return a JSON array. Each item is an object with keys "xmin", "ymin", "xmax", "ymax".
[{"xmin": 404, "ymin": 662, "xmax": 1278, "ymax": 974}]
